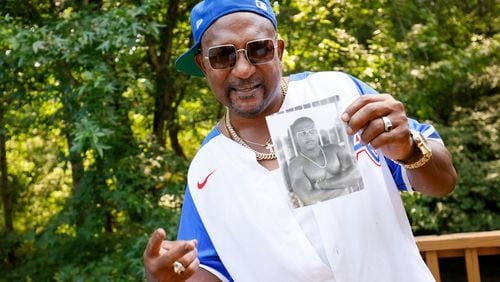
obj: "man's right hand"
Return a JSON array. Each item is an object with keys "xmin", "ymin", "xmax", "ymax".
[{"xmin": 143, "ymin": 228, "xmax": 199, "ymax": 282}]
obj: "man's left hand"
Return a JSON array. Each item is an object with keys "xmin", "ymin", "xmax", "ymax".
[{"xmin": 341, "ymin": 93, "xmax": 414, "ymax": 162}]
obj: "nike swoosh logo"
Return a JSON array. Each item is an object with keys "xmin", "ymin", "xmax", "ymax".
[{"xmin": 197, "ymin": 169, "xmax": 216, "ymax": 189}]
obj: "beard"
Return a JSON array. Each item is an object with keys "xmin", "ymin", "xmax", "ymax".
[
  {"xmin": 225, "ymin": 79, "xmax": 270, "ymax": 118},
  {"xmin": 230, "ymin": 100, "xmax": 267, "ymax": 117}
]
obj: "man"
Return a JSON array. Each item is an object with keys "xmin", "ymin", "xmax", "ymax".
[
  {"xmin": 287, "ymin": 116, "xmax": 363, "ymax": 206},
  {"xmin": 143, "ymin": 0, "xmax": 457, "ymax": 281}
]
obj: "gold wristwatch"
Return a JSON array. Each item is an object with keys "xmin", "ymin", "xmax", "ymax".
[{"xmin": 398, "ymin": 130, "xmax": 433, "ymax": 169}]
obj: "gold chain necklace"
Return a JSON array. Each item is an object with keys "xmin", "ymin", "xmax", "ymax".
[
  {"xmin": 242, "ymin": 137, "xmax": 272, "ymax": 147},
  {"xmin": 300, "ymin": 147, "xmax": 328, "ymax": 168},
  {"xmin": 225, "ymin": 111, "xmax": 276, "ymax": 160},
  {"xmin": 223, "ymin": 77, "xmax": 288, "ymax": 161}
]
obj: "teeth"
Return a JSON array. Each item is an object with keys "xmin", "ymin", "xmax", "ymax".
[
  {"xmin": 234, "ymin": 84, "xmax": 259, "ymax": 92},
  {"xmin": 237, "ymin": 87, "xmax": 254, "ymax": 92}
]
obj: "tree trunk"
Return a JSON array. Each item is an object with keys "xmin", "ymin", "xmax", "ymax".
[
  {"xmin": 66, "ymin": 133, "xmax": 85, "ymax": 191},
  {"xmin": 0, "ymin": 99, "xmax": 15, "ymax": 264},
  {"xmin": 57, "ymin": 61, "xmax": 85, "ymax": 192},
  {"xmin": 148, "ymin": 0, "xmax": 190, "ymax": 158},
  {"xmin": 168, "ymin": 119, "xmax": 186, "ymax": 159},
  {"xmin": 152, "ymin": 77, "xmax": 167, "ymax": 146}
]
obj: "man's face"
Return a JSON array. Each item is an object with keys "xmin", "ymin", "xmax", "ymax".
[
  {"xmin": 294, "ymin": 120, "xmax": 320, "ymax": 152},
  {"xmin": 195, "ymin": 12, "xmax": 284, "ymax": 118}
]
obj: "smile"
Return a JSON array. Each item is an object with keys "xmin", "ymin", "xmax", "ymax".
[
  {"xmin": 231, "ymin": 84, "xmax": 262, "ymax": 98},
  {"xmin": 233, "ymin": 84, "xmax": 260, "ymax": 92}
]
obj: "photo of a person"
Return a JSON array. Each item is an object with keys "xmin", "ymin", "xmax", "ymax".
[
  {"xmin": 267, "ymin": 95, "xmax": 364, "ymax": 207},
  {"xmin": 287, "ymin": 116, "xmax": 363, "ymax": 206}
]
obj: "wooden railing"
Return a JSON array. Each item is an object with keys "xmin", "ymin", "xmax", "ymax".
[{"xmin": 415, "ymin": 230, "xmax": 500, "ymax": 282}]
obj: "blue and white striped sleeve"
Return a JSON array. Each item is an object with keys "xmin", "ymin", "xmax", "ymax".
[{"xmin": 177, "ymin": 187, "xmax": 233, "ymax": 281}]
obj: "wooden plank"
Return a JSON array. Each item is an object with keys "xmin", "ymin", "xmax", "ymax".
[
  {"xmin": 425, "ymin": 247, "xmax": 500, "ymax": 259},
  {"xmin": 465, "ymin": 248, "xmax": 481, "ymax": 282},
  {"xmin": 416, "ymin": 230, "xmax": 500, "ymax": 251},
  {"xmin": 425, "ymin": 251, "xmax": 441, "ymax": 282},
  {"xmin": 436, "ymin": 249, "xmax": 464, "ymax": 258},
  {"xmin": 477, "ymin": 246, "xmax": 500, "ymax": 256}
]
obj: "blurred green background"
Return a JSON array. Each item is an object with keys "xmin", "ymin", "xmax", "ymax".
[{"xmin": 0, "ymin": 0, "xmax": 498, "ymax": 281}]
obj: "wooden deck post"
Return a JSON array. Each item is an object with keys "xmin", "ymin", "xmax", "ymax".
[
  {"xmin": 465, "ymin": 248, "xmax": 480, "ymax": 282},
  {"xmin": 425, "ymin": 250, "xmax": 441, "ymax": 282}
]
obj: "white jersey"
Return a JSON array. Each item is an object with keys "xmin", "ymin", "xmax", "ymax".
[{"xmin": 178, "ymin": 71, "xmax": 438, "ymax": 281}]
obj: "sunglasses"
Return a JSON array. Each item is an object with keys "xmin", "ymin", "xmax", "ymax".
[
  {"xmin": 296, "ymin": 128, "xmax": 318, "ymax": 138},
  {"xmin": 203, "ymin": 38, "xmax": 277, "ymax": 70}
]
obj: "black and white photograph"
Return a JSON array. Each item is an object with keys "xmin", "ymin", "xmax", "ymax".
[{"xmin": 266, "ymin": 95, "xmax": 364, "ymax": 207}]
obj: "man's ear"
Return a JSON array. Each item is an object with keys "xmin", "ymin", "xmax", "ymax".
[
  {"xmin": 195, "ymin": 53, "xmax": 207, "ymax": 75},
  {"xmin": 277, "ymin": 39, "xmax": 285, "ymax": 60}
]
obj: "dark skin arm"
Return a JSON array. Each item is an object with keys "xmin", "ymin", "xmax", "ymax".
[
  {"xmin": 341, "ymin": 94, "xmax": 457, "ymax": 197},
  {"xmin": 288, "ymin": 160, "xmax": 317, "ymax": 198}
]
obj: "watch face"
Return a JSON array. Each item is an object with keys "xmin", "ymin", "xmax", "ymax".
[
  {"xmin": 412, "ymin": 130, "xmax": 431, "ymax": 156},
  {"xmin": 401, "ymin": 130, "xmax": 433, "ymax": 169}
]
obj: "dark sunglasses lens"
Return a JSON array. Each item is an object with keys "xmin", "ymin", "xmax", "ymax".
[
  {"xmin": 208, "ymin": 45, "xmax": 236, "ymax": 69},
  {"xmin": 247, "ymin": 40, "xmax": 275, "ymax": 63}
]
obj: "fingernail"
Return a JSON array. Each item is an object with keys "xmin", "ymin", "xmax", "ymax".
[
  {"xmin": 346, "ymin": 126, "xmax": 353, "ymax": 135},
  {"xmin": 185, "ymin": 240, "xmax": 197, "ymax": 251},
  {"xmin": 155, "ymin": 228, "xmax": 165, "ymax": 239}
]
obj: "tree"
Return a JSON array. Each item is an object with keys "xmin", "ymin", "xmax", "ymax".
[{"xmin": 0, "ymin": 1, "xmax": 192, "ymax": 279}]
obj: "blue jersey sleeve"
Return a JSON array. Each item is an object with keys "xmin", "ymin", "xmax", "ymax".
[
  {"xmin": 348, "ymin": 75, "xmax": 378, "ymax": 95},
  {"xmin": 177, "ymin": 187, "xmax": 233, "ymax": 281}
]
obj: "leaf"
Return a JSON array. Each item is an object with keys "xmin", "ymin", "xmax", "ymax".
[
  {"xmin": 131, "ymin": 23, "xmax": 143, "ymax": 35},
  {"xmin": 97, "ymin": 40, "xmax": 110, "ymax": 52},
  {"xmin": 144, "ymin": 22, "xmax": 163, "ymax": 39},
  {"xmin": 32, "ymin": 40, "xmax": 45, "ymax": 53}
]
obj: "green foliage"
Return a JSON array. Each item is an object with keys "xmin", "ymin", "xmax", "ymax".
[
  {"xmin": 2, "ymin": 138, "xmax": 187, "ymax": 281},
  {"xmin": 71, "ymin": 117, "xmax": 112, "ymax": 158},
  {"xmin": 1, "ymin": 1, "xmax": 190, "ymax": 280},
  {"xmin": 403, "ymin": 94, "xmax": 500, "ymax": 234}
]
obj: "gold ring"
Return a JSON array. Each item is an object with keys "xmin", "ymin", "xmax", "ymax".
[{"xmin": 173, "ymin": 260, "xmax": 185, "ymax": 275}]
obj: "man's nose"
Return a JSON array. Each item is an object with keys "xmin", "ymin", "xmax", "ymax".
[{"xmin": 231, "ymin": 48, "xmax": 255, "ymax": 79}]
